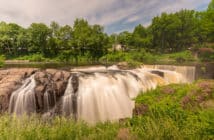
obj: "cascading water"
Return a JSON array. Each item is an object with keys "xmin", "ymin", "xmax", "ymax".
[
  {"xmin": 9, "ymin": 75, "xmax": 36, "ymax": 115},
  {"xmin": 62, "ymin": 75, "xmax": 78, "ymax": 119},
  {"xmin": 143, "ymin": 65, "xmax": 196, "ymax": 83},
  {"xmin": 43, "ymin": 90, "xmax": 57, "ymax": 112},
  {"xmin": 8, "ymin": 65, "xmax": 192, "ymax": 123}
]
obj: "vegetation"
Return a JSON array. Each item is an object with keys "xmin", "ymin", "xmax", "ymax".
[
  {"xmin": 0, "ymin": 0, "xmax": 213, "ymax": 64},
  {"xmin": 0, "ymin": 55, "xmax": 5, "ymax": 67},
  {"xmin": 0, "ymin": 80, "xmax": 213, "ymax": 139}
]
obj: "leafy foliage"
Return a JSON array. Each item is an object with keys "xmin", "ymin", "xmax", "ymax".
[{"xmin": 0, "ymin": 0, "xmax": 214, "ymax": 63}]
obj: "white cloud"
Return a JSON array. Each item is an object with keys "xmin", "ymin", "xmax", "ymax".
[{"xmin": 0, "ymin": 0, "xmax": 211, "ymax": 33}]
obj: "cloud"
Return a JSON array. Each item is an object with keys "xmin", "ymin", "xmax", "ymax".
[{"xmin": 0, "ymin": 0, "xmax": 211, "ymax": 33}]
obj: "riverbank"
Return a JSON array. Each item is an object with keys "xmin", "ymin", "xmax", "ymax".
[{"xmin": 0, "ymin": 80, "xmax": 213, "ymax": 139}]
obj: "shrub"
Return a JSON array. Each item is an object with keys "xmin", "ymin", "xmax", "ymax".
[
  {"xmin": 198, "ymin": 48, "xmax": 214, "ymax": 61},
  {"xmin": 168, "ymin": 50, "xmax": 195, "ymax": 62},
  {"xmin": 0, "ymin": 55, "xmax": 5, "ymax": 67},
  {"xmin": 57, "ymin": 50, "xmax": 73, "ymax": 62},
  {"xmin": 29, "ymin": 54, "xmax": 45, "ymax": 62}
]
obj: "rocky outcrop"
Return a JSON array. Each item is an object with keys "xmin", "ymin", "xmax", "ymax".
[
  {"xmin": 0, "ymin": 68, "xmax": 37, "ymax": 112},
  {"xmin": 0, "ymin": 68, "xmax": 71, "ymax": 113},
  {"xmin": 34, "ymin": 69, "xmax": 70, "ymax": 112}
]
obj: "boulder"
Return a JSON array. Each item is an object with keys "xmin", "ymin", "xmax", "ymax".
[{"xmin": 34, "ymin": 70, "xmax": 71, "ymax": 112}]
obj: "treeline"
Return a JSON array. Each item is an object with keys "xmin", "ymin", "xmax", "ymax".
[
  {"xmin": 0, "ymin": 0, "xmax": 213, "ymax": 63},
  {"xmin": 114, "ymin": 0, "xmax": 214, "ymax": 53},
  {"xmin": 0, "ymin": 19, "xmax": 108, "ymax": 63}
]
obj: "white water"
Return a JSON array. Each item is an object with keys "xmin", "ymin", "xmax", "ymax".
[
  {"xmin": 62, "ymin": 66, "xmax": 186, "ymax": 123},
  {"xmin": 9, "ymin": 75, "xmax": 36, "ymax": 115},
  {"xmin": 43, "ymin": 90, "xmax": 57, "ymax": 111},
  {"xmin": 8, "ymin": 65, "xmax": 190, "ymax": 123},
  {"xmin": 62, "ymin": 76, "xmax": 77, "ymax": 117},
  {"xmin": 143, "ymin": 65, "xmax": 195, "ymax": 83}
]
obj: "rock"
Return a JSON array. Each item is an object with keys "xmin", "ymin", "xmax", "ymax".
[
  {"xmin": 117, "ymin": 62, "xmax": 129, "ymax": 70},
  {"xmin": 0, "ymin": 68, "xmax": 70, "ymax": 113},
  {"xmin": 150, "ymin": 70, "xmax": 164, "ymax": 78},
  {"xmin": 181, "ymin": 80, "xmax": 214, "ymax": 109},
  {"xmin": 117, "ymin": 128, "xmax": 135, "ymax": 140},
  {"xmin": 71, "ymin": 74, "xmax": 79, "ymax": 93},
  {"xmin": 133, "ymin": 103, "xmax": 149, "ymax": 116},
  {"xmin": 34, "ymin": 70, "xmax": 71, "ymax": 113},
  {"xmin": 0, "ymin": 68, "xmax": 37, "ymax": 112},
  {"xmin": 53, "ymin": 71, "xmax": 63, "ymax": 81}
]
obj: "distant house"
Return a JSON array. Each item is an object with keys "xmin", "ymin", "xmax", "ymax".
[{"xmin": 112, "ymin": 44, "xmax": 126, "ymax": 51}]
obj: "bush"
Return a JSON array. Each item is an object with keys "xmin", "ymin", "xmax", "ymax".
[
  {"xmin": 100, "ymin": 49, "xmax": 156, "ymax": 64},
  {"xmin": 168, "ymin": 50, "xmax": 195, "ymax": 62},
  {"xmin": 198, "ymin": 48, "xmax": 214, "ymax": 61},
  {"xmin": 0, "ymin": 55, "xmax": 5, "ymax": 67},
  {"xmin": 29, "ymin": 54, "xmax": 45, "ymax": 62},
  {"xmin": 16, "ymin": 54, "xmax": 46, "ymax": 62},
  {"xmin": 57, "ymin": 50, "xmax": 73, "ymax": 62}
]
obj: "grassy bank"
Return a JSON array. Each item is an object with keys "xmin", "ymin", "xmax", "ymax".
[{"xmin": 0, "ymin": 80, "xmax": 213, "ymax": 139}]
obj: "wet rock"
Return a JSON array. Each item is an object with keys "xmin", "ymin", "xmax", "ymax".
[
  {"xmin": 0, "ymin": 68, "xmax": 71, "ymax": 114},
  {"xmin": 34, "ymin": 70, "xmax": 71, "ymax": 112},
  {"xmin": 150, "ymin": 70, "xmax": 164, "ymax": 78},
  {"xmin": 0, "ymin": 68, "xmax": 37, "ymax": 112},
  {"xmin": 71, "ymin": 74, "xmax": 79, "ymax": 93},
  {"xmin": 53, "ymin": 71, "xmax": 63, "ymax": 81}
]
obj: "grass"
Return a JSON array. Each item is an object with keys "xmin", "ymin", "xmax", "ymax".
[
  {"xmin": 0, "ymin": 80, "xmax": 213, "ymax": 139},
  {"xmin": 155, "ymin": 50, "xmax": 196, "ymax": 63},
  {"xmin": 5, "ymin": 49, "xmax": 213, "ymax": 67},
  {"xmin": 0, "ymin": 55, "xmax": 5, "ymax": 67}
]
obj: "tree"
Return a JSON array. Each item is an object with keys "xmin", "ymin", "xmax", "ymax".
[
  {"xmin": 132, "ymin": 24, "xmax": 151, "ymax": 49},
  {"xmin": 202, "ymin": 0, "xmax": 214, "ymax": 42},
  {"xmin": 117, "ymin": 31, "xmax": 132, "ymax": 47},
  {"xmin": 0, "ymin": 22, "xmax": 23, "ymax": 55},
  {"xmin": 208, "ymin": 0, "xmax": 214, "ymax": 11},
  {"xmin": 88, "ymin": 24, "xmax": 108, "ymax": 61},
  {"xmin": 28, "ymin": 23, "xmax": 51, "ymax": 56},
  {"xmin": 151, "ymin": 10, "xmax": 198, "ymax": 52},
  {"xmin": 71, "ymin": 19, "xmax": 91, "ymax": 64}
]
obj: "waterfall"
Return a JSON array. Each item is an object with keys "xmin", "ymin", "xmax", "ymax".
[
  {"xmin": 9, "ymin": 75, "xmax": 36, "ymax": 115},
  {"xmin": 43, "ymin": 90, "xmax": 57, "ymax": 112},
  {"xmin": 143, "ymin": 65, "xmax": 196, "ymax": 83},
  {"xmin": 62, "ymin": 67, "xmax": 183, "ymax": 123},
  {"xmin": 62, "ymin": 75, "xmax": 78, "ymax": 119},
  {"xmin": 8, "ymin": 65, "xmax": 192, "ymax": 123}
]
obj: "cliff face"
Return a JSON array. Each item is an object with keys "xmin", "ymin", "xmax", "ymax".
[
  {"xmin": 0, "ymin": 68, "xmax": 37, "ymax": 112},
  {"xmin": 0, "ymin": 68, "xmax": 70, "ymax": 113}
]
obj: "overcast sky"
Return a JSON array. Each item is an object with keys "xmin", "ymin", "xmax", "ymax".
[{"xmin": 0, "ymin": 0, "xmax": 211, "ymax": 34}]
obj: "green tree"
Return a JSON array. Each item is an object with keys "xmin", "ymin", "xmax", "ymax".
[
  {"xmin": 0, "ymin": 22, "xmax": 23, "ymax": 56},
  {"xmin": 151, "ymin": 10, "xmax": 197, "ymax": 52},
  {"xmin": 28, "ymin": 23, "xmax": 51, "ymax": 56},
  {"xmin": 132, "ymin": 24, "xmax": 151, "ymax": 49},
  {"xmin": 202, "ymin": 0, "xmax": 214, "ymax": 42},
  {"xmin": 88, "ymin": 24, "xmax": 108, "ymax": 61},
  {"xmin": 71, "ymin": 19, "xmax": 91, "ymax": 64}
]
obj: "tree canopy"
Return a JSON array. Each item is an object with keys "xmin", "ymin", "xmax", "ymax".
[{"xmin": 0, "ymin": 0, "xmax": 213, "ymax": 62}]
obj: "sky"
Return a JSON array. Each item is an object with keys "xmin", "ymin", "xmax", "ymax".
[{"xmin": 0, "ymin": 0, "xmax": 211, "ymax": 34}]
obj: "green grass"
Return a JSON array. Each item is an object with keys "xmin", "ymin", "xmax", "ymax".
[
  {"xmin": 0, "ymin": 55, "xmax": 5, "ymax": 67},
  {"xmin": 0, "ymin": 80, "xmax": 213, "ymax": 139},
  {"xmin": 155, "ymin": 50, "xmax": 196, "ymax": 63}
]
